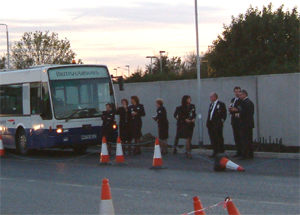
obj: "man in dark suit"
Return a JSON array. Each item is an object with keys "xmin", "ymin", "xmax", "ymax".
[
  {"xmin": 206, "ymin": 92, "xmax": 227, "ymax": 157},
  {"xmin": 237, "ymin": 89, "xmax": 254, "ymax": 159},
  {"xmin": 228, "ymin": 86, "xmax": 242, "ymax": 157}
]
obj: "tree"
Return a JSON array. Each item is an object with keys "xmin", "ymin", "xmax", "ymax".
[
  {"xmin": 145, "ymin": 54, "xmax": 183, "ymax": 74},
  {"xmin": 0, "ymin": 55, "xmax": 6, "ymax": 69},
  {"xmin": 206, "ymin": 4, "xmax": 299, "ymax": 77},
  {"xmin": 182, "ymin": 52, "xmax": 209, "ymax": 78},
  {"xmin": 11, "ymin": 31, "xmax": 81, "ymax": 69}
]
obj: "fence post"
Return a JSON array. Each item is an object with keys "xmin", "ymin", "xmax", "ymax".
[{"xmin": 255, "ymin": 76, "xmax": 261, "ymax": 140}]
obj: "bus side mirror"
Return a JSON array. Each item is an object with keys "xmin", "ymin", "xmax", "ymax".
[{"xmin": 118, "ymin": 76, "xmax": 124, "ymax": 91}]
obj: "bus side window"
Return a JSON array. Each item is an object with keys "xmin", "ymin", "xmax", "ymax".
[
  {"xmin": 0, "ymin": 84, "xmax": 23, "ymax": 115},
  {"xmin": 40, "ymin": 83, "xmax": 52, "ymax": 120}
]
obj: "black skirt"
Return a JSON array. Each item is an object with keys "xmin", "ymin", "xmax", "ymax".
[
  {"xmin": 102, "ymin": 126, "xmax": 115, "ymax": 142},
  {"xmin": 119, "ymin": 123, "xmax": 131, "ymax": 142},
  {"xmin": 158, "ymin": 124, "xmax": 169, "ymax": 140},
  {"xmin": 129, "ymin": 120, "xmax": 142, "ymax": 140},
  {"xmin": 176, "ymin": 123, "xmax": 194, "ymax": 139}
]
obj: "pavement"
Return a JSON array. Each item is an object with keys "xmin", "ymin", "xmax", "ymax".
[{"xmin": 1, "ymin": 148, "xmax": 300, "ymax": 215}]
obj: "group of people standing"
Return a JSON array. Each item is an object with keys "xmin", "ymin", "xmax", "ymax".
[
  {"xmin": 101, "ymin": 96, "xmax": 145, "ymax": 155},
  {"xmin": 206, "ymin": 87, "xmax": 254, "ymax": 159},
  {"xmin": 101, "ymin": 95, "xmax": 196, "ymax": 158},
  {"xmin": 102, "ymin": 87, "xmax": 254, "ymax": 160}
]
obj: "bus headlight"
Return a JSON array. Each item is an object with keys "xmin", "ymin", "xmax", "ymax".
[
  {"xmin": 0, "ymin": 126, "xmax": 5, "ymax": 132},
  {"xmin": 33, "ymin": 124, "xmax": 44, "ymax": 131},
  {"xmin": 56, "ymin": 128, "xmax": 63, "ymax": 134},
  {"xmin": 56, "ymin": 125, "xmax": 63, "ymax": 134}
]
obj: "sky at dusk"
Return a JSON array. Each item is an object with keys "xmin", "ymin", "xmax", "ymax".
[{"xmin": 0, "ymin": 0, "xmax": 298, "ymax": 74}]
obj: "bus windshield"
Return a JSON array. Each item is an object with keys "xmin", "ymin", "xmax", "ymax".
[{"xmin": 48, "ymin": 66, "xmax": 114, "ymax": 120}]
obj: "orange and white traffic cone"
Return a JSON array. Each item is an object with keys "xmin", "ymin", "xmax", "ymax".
[
  {"xmin": 150, "ymin": 138, "xmax": 165, "ymax": 169},
  {"xmin": 115, "ymin": 137, "xmax": 125, "ymax": 164},
  {"xmin": 214, "ymin": 155, "xmax": 245, "ymax": 172},
  {"xmin": 0, "ymin": 135, "xmax": 4, "ymax": 157},
  {"xmin": 225, "ymin": 197, "xmax": 240, "ymax": 215},
  {"xmin": 193, "ymin": 196, "xmax": 206, "ymax": 215},
  {"xmin": 99, "ymin": 178, "xmax": 115, "ymax": 215},
  {"xmin": 100, "ymin": 137, "xmax": 110, "ymax": 164}
]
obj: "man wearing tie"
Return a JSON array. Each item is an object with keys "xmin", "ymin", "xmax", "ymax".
[
  {"xmin": 228, "ymin": 86, "xmax": 242, "ymax": 157},
  {"xmin": 206, "ymin": 92, "xmax": 227, "ymax": 157}
]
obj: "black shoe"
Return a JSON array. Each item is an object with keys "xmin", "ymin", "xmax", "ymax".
[
  {"xmin": 209, "ymin": 153, "xmax": 216, "ymax": 158},
  {"xmin": 186, "ymin": 152, "xmax": 192, "ymax": 159},
  {"xmin": 173, "ymin": 148, "xmax": 177, "ymax": 154},
  {"xmin": 239, "ymin": 157, "xmax": 248, "ymax": 160},
  {"xmin": 249, "ymin": 152, "xmax": 254, "ymax": 159}
]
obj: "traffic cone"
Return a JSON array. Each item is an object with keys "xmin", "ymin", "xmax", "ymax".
[
  {"xmin": 0, "ymin": 135, "xmax": 4, "ymax": 157},
  {"xmin": 214, "ymin": 155, "xmax": 245, "ymax": 172},
  {"xmin": 193, "ymin": 196, "xmax": 206, "ymax": 215},
  {"xmin": 100, "ymin": 137, "xmax": 110, "ymax": 164},
  {"xmin": 150, "ymin": 138, "xmax": 165, "ymax": 169},
  {"xmin": 99, "ymin": 178, "xmax": 115, "ymax": 215},
  {"xmin": 225, "ymin": 197, "xmax": 240, "ymax": 215},
  {"xmin": 115, "ymin": 137, "xmax": 125, "ymax": 164}
]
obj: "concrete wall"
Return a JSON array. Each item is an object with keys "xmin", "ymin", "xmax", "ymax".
[{"xmin": 114, "ymin": 73, "xmax": 300, "ymax": 147}]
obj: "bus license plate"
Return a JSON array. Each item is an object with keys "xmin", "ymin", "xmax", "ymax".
[{"xmin": 81, "ymin": 134, "xmax": 97, "ymax": 140}]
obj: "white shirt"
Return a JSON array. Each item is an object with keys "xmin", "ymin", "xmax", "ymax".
[
  {"xmin": 210, "ymin": 100, "xmax": 219, "ymax": 120},
  {"xmin": 233, "ymin": 97, "xmax": 238, "ymax": 106}
]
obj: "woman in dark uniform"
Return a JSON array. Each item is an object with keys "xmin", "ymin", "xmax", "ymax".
[
  {"xmin": 116, "ymin": 99, "xmax": 132, "ymax": 154},
  {"xmin": 153, "ymin": 98, "xmax": 169, "ymax": 155},
  {"xmin": 173, "ymin": 95, "xmax": 196, "ymax": 159},
  {"xmin": 128, "ymin": 96, "xmax": 145, "ymax": 155},
  {"xmin": 101, "ymin": 103, "xmax": 115, "ymax": 154}
]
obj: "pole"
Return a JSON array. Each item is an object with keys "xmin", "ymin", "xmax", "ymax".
[
  {"xmin": 146, "ymin": 56, "xmax": 156, "ymax": 74},
  {"xmin": 6, "ymin": 25, "xmax": 10, "ymax": 69},
  {"xmin": 194, "ymin": 0, "xmax": 203, "ymax": 144},
  {"xmin": 159, "ymin": 51, "xmax": 165, "ymax": 73},
  {"xmin": 0, "ymin": 24, "xmax": 10, "ymax": 69},
  {"xmin": 160, "ymin": 55, "xmax": 162, "ymax": 73},
  {"xmin": 255, "ymin": 76, "xmax": 260, "ymax": 140}
]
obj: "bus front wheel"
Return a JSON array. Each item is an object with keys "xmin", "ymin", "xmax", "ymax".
[{"xmin": 16, "ymin": 129, "xmax": 29, "ymax": 155}]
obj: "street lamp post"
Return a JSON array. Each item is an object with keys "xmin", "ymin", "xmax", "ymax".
[
  {"xmin": 159, "ymin": 51, "xmax": 165, "ymax": 73},
  {"xmin": 194, "ymin": 0, "xmax": 203, "ymax": 144},
  {"xmin": 125, "ymin": 65, "xmax": 130, "ymax": 77},
  {"xmin": 0, "ymin": 23, "xmax": 10, "ymax": 69},
  {"xmin": 146, "ymin": 56, "xmax": 156, "ymax": 74},
  {"xmin": 113, "ymin": 68, "xmax": 118, "ymax": 76},
  {"xmin": 114, "ymin": 67, "xmax": 121, "ymax": 76}
]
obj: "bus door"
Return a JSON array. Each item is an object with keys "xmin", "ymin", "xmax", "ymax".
[{"xmin": 29, "ymin": 82, "xmax": 53, "ymax": 149}]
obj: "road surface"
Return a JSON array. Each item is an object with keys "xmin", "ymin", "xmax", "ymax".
[{"xmin": 1, "ymin": 149, "xmax": 299, "ymax": 214}]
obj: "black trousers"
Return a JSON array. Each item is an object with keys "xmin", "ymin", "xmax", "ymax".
[
  {"xmin": 232, "ymin": 124, "xmax": 242, "ymax": 155},
  {"xmin": 208, "ymin": 125, "xmax": 224, "ymax": 154},
  {"xmin": 240, "ymin": 127, "xmax": 253, "ymax": 158}
]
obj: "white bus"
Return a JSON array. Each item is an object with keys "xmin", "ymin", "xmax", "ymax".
[{"xmin": 0, "ymin": 64, "xmax": 118, "ymax": 155}]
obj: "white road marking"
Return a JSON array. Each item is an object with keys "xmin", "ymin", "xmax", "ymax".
[{"xmin": 1, "ymin": 177, "xmax": 298, "ymax": 207}]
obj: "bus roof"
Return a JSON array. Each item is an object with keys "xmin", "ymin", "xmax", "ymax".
[{"xmin": 0, "ymin": 64, "xmax": 109, "ymax": 85}]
